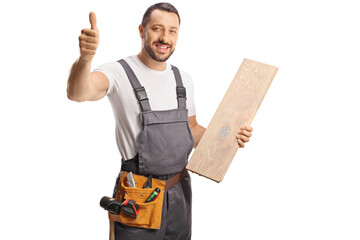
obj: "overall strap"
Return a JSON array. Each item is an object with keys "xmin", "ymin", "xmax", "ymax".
[
  {"xmin": 118, "ymin": 59, "xmax": 151, "ymax": 112},
  {"xmin": 171, "ymin": 65, "xmax": 187, "ymax": 109}
]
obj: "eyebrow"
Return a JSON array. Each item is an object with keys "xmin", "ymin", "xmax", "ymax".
[{"xmin": 150, "ymin": 24, "xmax": 178, "ymax": 30}]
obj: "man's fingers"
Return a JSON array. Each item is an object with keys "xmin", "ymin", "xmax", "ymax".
[
  {"xmin": 81, "ymin": 28, "xmax": 97, "ymax": 37},
  {"xmin": 89, "ymin": 11, "xmax": 98, "ymax": 30},
  {"xmin": 79, "ymin": 41, "xmax": 98, "ymax": 50},
  {"xmin": 237, "ymin": 125, "xmax": 252, "ymax": 148},
  {"xmin": 79, "ymin": 34, "xmax": 98, "ymax": 44},
  {"xmin": 79, "ymin": 34, "xmax": 98, "ymax": 43},
  {"xmin": 237, "ymin": 135, "xmax": 249, "ymax": 142},
  {"xmin": 241, "ymin": 125, "xmax": 253, "ymax": 132},
  {"xmin": 237, "ymin": 139, "xmax": 245, "ymax": 148},
  {"xmin": 236, "ymin": 134, "xmax": 249, "ymax": 148},
  {"xmin": 243, "ymin": 130, "xmax": 252, "ymax": 137},
  {"xmin": 79, "ymin": 12, "xmax": 99, "ymax": 61},
  {"xmin": 238, "ymin": 130, "xmax": 252, "ymax": 138}
]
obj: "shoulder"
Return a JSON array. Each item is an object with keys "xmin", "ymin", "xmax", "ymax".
[
  {"xmin": 93, "ymin": 57, "xmax": 132, "ymax": 74},
  {"xmin": 93, "ymin": 58, "xmax": 133, "ymax": 80},
  {"xmin": 93, "ymin": 61, "xmax": 119, "ymax": 72}
]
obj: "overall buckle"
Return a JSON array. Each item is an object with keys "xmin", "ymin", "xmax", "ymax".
[
  {"xmin": 176, "ymin": 86, "xmax": 187, "ymax": 100},
  {"xmin": 135, "ymin": 87, "xmax": 148, "ymax": 101}
]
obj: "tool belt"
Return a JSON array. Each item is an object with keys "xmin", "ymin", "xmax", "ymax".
[{"xmin": 108, "ymin": 168, "xmax": 188, "ymax": 229}]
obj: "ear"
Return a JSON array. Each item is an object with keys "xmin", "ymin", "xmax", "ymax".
[{"xmin": 138, "ymin": 24, "xmax": 144, "ymax": 39}]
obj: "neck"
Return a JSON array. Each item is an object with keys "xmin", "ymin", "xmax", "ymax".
[{"xmin": 137, "ymin": 49, "xmax": 167, "ymax": 71}]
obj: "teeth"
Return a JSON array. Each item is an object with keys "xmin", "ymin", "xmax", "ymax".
[{"xmin": 156, "ymin": 44, "xmax": 168, "ymax": 49}]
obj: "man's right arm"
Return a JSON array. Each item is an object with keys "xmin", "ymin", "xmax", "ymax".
[
  {"xmin": 67, "ymin": 57, "xmax": 109, "ymax": 102},
  {"xmin": 67, "ymin": 11, "xmax": 108, "ymax": 102}
]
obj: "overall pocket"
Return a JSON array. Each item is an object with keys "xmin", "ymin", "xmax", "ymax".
[
  {"xmin": 109, "ymin": 171, "xmax": 166, "ymax": 230},
  {"xmin": 138, "ymin": 109, "xmax": 194, "ymax": 175}
]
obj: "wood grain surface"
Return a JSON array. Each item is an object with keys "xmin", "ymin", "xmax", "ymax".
[{"xmin": 186, "ymin": 58, "xmax": 278, "ymax": 182}]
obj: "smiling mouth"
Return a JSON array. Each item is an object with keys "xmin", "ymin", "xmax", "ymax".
[{"xmin": 155, "ymin": 43, "xmax": 170, "ymax": 52}]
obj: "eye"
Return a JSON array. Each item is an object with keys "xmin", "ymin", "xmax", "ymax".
[
  {"xmin": 170, "ymin": 30, "xmax": 177, "ymax": 34},
  {"xmin": 153, "ymin": 27, "xmax": 161, "ymax": 31}
]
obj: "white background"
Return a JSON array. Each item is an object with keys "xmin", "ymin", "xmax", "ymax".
[{"xmin": 1, "ymin": 0, "xmax": 359, "ymax": 239}]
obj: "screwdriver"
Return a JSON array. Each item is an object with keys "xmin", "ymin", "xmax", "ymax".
[{"xmin": 145, "ymin": 188, "xmax": 161, "ymax": 203}]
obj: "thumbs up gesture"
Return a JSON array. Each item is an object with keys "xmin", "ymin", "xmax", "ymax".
[{"xmin": 79, "ymin": 12, "xmax": 99, "ymax": 61}]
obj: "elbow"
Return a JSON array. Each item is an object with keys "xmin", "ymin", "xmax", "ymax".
[{"xmin": 66, "ymin": 89, "xmax": 86, "ymax": 102}]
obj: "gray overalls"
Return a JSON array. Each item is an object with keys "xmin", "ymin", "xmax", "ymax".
[{"xmin": 111, "ymin": 59, "xmax": 194, "ymax": 240}]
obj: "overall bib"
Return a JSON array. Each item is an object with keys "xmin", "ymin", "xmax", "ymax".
[{"xmin": 111, "ymin": 59, "xmax": 194, "ymax": 240}]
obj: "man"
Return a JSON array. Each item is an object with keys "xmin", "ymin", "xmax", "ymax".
[{"xmin": 67, "ymin": 2, "xmax": 253, "ymax": 240}]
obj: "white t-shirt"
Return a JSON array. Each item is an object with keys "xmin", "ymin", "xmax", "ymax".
[{"xmin": 93, "ymin": 55, "xmax": 196, "ymax": 161}]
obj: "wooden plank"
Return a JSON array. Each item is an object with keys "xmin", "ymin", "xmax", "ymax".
[{"xmin": 186, "ymin": 58, "xmax": 278, "ymax": 182}]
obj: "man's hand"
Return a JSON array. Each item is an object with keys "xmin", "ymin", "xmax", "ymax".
[
  {"xmin": 236, "ymin": 125, "xmax": 253, "ymax": 148},
  {"xmin": 79, "ymin": 12, "xmax": 99, "ymax": 61}
]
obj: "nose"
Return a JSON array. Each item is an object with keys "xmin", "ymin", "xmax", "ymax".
[{"xmin": 159, "ymin": 30, "xmax": 170, "ymax": 44}]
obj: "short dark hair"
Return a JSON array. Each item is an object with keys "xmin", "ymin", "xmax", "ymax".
[{"xmin": 141, "ymin": 2, "xmax": 180, "ymax": 28}]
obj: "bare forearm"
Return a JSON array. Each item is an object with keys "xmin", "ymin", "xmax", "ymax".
[
  {"xmin": 67, "ymin": 57, "xmax": 92, "ymax": 101},
  {"xmin": 191, "ymin": 124, "xmax": 206, "ymax": 148}
]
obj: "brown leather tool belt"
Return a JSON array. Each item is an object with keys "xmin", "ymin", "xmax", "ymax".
[
  {"xmin": 109, "ymin": 168, "xmax": 188, "ymax": 229},
  {"xmin": 164, "ymin": 168, "xmax": 188, "ymax": 189}
]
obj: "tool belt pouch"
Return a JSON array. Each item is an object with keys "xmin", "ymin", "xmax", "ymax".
[{"xmin": 108, "ymin": 171, "xmax": 166, "ymax": 230}]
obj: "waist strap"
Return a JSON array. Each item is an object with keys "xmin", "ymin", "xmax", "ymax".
[
  {"xmin": 165, "ymin": 168, "xmax": 188, "ymax": 189},
  {"xmin": 121, "ymin": 154, "xmax": 187, "ymax": 188}
]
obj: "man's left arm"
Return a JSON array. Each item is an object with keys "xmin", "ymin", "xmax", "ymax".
[{"xmin": 188, "ymin": 115, "xmax": 253, "ymax": 149}]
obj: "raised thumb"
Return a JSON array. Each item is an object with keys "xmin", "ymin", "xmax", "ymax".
[{"xmin": 89, "ymin": 11, "xmax": 97, "ymax": 30}]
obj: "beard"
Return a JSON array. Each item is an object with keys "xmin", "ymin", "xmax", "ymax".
[{"xmin": 143, "ymin": 40, "xmax": 175, "ymax": 62}]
